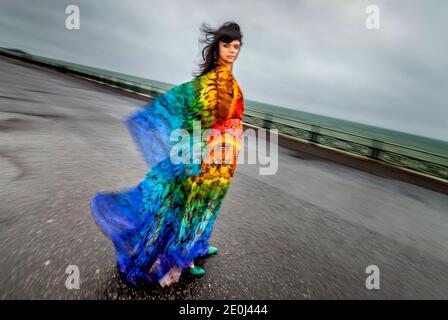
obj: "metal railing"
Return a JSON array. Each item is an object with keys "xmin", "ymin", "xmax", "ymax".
[
  {"xmin": 243, "ymin": 107, "xmax": 448, "ymax": 180},
  {"xmin": 1, "ymin": 47, "xmax": 446, "ymax": 182}
]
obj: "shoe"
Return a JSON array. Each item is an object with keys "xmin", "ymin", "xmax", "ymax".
[
  {"xmin": 188, "ymin": 266, "xmax": 206, "ymax": 276},
  {"xmin": 206, "ymin": 246, "xmax": 219, "ymax": 256}
]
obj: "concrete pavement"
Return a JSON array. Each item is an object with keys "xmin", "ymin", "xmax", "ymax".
[{"xmin": 1, "ymin": 56, "xmax": 448, "ymax": 299}]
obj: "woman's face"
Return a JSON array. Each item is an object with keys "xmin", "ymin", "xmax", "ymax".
[{"xmin": 217, "ymin": 40, "xmax": 241, "ymax": 65}]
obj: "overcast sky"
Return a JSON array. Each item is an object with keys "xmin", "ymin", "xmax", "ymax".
[{"xmin": 0, "ymin": 0, "xmax": 447, "ymax": 141}]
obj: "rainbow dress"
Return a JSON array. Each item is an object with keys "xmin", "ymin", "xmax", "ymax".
[{"xmin": 90, "ymin": 65, "xmax": 244, "ymax": 287}]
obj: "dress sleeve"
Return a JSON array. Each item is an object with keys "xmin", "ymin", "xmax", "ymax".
[{"xmin": 123, "ymin": 83, "xmax": 190, "ymax": 169}]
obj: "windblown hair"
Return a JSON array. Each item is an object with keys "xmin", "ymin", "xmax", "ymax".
[{"xmin": 193, "ymin": 21, "xmax": 243, "ymax": 78}]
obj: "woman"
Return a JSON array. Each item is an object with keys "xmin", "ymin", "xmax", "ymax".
[{"xmin": 90, "ymin": 21, "xmax": 244, "ymax": 288}]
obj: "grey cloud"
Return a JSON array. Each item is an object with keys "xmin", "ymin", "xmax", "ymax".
[{"xmin": 0, "ymin": 0, "xmax": 446, "ymax": 140}]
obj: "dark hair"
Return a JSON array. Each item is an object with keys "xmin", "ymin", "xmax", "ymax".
[{"xmin": 193, "ymin": 21, "xmax": 243, "ymax": 78}]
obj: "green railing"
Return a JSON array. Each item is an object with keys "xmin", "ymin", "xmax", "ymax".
[
  {"xmin": 243, "ymin": 108, "xmax": 447, "ymax": 180},
  {"xmin": 1, "ymin": 47, "xmax": 447, "ymax": 182}
]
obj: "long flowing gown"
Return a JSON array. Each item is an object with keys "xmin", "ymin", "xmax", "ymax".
[{"xmin": 90, "ymin": 65, "xmax": 244, "ymax": 287}]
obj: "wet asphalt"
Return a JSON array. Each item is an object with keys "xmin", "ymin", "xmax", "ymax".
[{"xmin": 1, "ymin": 56, "xmax": 448, "ymax": 299}]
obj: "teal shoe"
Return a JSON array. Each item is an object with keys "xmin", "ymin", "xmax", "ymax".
[
  {"xmin": 206, "ymin": 246, "xmax": 219, "ymax": 256},
  {"xmin": 188, "ymin": 266, "xmax": 206, "ymax": 276}
]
